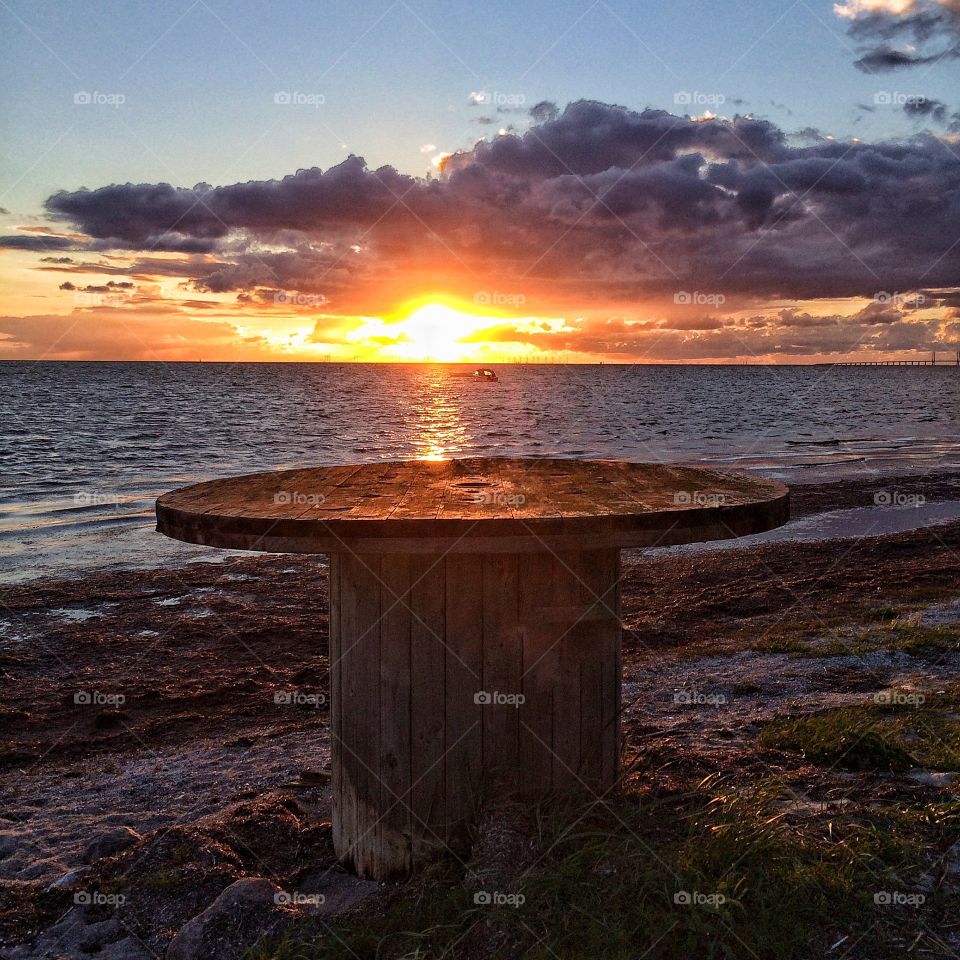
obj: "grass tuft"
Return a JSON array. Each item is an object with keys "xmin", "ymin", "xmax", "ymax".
[
  {"xmin": 760, "ymin": 695, "xmax": 960, "ymax": 772},
  {"xmin": 244, "ymin": 776, "xmax": 948, "ymax": 960}
]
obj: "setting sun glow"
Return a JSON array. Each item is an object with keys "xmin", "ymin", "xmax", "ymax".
[{"xmin": 349, "ymin": 299, "xmax": 502, "ymax": 362}]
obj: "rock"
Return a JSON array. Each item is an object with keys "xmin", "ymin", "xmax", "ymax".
[
  {"xmin": 0, "ymin": 830, "xmax": 21, "ymax": 860},
  {"xmin": 45, "ymin": 865, "xmax": 94, "ymax": 891},
  {"xmin": 75, "ymin": 912, "xmax": 123, "ymax": 953},
  {"xmin": 297, "ymin": 767, "xmax": 331, "ymax": 783},
  {"xmin": 165, "ymin": 878, "xmax": 290, "ymax": 960},
  {"xmin": 289, "ymin": 865, "xmax": 381, "ymax": 916},
  {"xmin": 908, "ymin": 770, "xmax": 957, "ymax": 788},
  {"xmin": 3, "ymin": 906, "xmax": 153, "ymax": 960},
  {"xmin": 15, "ymin": 856, "xmax": 66, "ymax": 882},
  {"xmin": 946, "ymin": 841, "xmax": 960, "ymax": 879},
  {"xmin": 82, "ymin": 825, "xmax": 141, "ymax": 863},
  {"xmin": 97, "ymin": 939, "xmax": 157, "ymax": 960},
  {"xmin": 93, "ymin": 709, "xmax": 131, "ymax": 730}
]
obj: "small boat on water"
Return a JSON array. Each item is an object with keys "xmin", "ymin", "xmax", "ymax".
[{"xmin": 450, "ymin": 367, "xmax": 499, "ymax": 382}]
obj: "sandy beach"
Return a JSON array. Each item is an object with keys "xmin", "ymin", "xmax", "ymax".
[{"xmin": 2, "ymin": 471, "xmax": 958, "ymax": 958}]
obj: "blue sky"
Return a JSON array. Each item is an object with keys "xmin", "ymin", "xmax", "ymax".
[{"xmin": 2, "ymin": 0, "xmax": 957, "ymax": 216}]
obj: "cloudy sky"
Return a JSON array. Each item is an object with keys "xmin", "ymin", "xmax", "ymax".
[{"xmin": 1, "ymin": 0, "xmax": 958, "ymax": 362}]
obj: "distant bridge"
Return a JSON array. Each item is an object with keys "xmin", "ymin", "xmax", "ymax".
[{"xmin": 833, "ymin": 351, "xmax": 960, "ymax": 367}]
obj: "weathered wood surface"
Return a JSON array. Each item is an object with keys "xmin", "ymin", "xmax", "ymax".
[
  {"xmin": 157, "ymin": 458, "xmax": 789, "ymax": 554},
  {"xmin": 331, "ymin": 547, "xmax": 622, "ymax": 879}
]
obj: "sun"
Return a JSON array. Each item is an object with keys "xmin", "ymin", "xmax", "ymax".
[
  {"xmin": 348, "ymin": 297, "xmax": 502, "ymax": 362},
  {"xmin": 391, "ymin": 302, "xmax": 492, "ymax": 361}
]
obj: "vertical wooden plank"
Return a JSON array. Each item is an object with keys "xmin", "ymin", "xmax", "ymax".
[
  {"xmin": 481, "ymin": 554, "xmax": 522, "ymax": 789},
  {"xmin": 444, "ymin": 553, "xmax": 485, "ymax": 849},
  {"xmin": 519, "ymin": 551, "xmax": 559, "ymax": 796},
  {"xmin": 329, "ymin": 554, "xmax": 344, "ymax": 858},
  {"xmin": 575, "ymin": 550, "xmax": 611, "ymax": 792},
  {"xmin": 578, "ymin": 652, "xmax": 603, "ymax": 791},
  {"xmin": 601, "ymin": 551, "xmax": 623, "ymax": 791},
  {"xmin": 409, "ymin": 554, "xmax": 447, "ymax": 860},
  {"xmin": 336, "ymin": 552, "xmax": 382, "ymax": 876},
  {"xmin": 378, "ymin": 554, "xmax": 413, "ymax": 876},
  {"xmin": 550, "ymin": 551, "xmax": 582, "ymax": 791},
  {"xmin": 333, "ymin": 552, "xmax": 360, "ymax": 870},
  {"xmin": 585, "ymin": 548, "xmax": 618, "ymax": 792}
]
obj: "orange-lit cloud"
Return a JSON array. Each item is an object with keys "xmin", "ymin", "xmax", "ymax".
[{"xmin": 3, "ymin": 101, "xmax": 960, "ymax": 362}]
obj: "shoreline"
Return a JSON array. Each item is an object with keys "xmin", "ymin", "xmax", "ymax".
[
  {"xmin": 5, "ymin": 466, "xmax": 960, "ymax": 588},
  {"xmin": 2, "ymin": 471, "xmax": 959, "ymax": 957}
]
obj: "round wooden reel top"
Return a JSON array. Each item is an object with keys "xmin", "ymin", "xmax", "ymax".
[{"xmin": 156, "ymin": 458, "xmax": 789, "ymax": 554}]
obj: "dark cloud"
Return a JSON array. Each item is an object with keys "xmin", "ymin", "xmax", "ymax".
[
  {"xmin": 924, "ymin": 288, "xmax": 960, "ymax": 307},
  {"xmin": 45, "ymin": 157, "xmax": 428, "ymax": 248},
  {"xmin": 855, "ymin": 300, "xmax": 903, "ymax": 324},
  {"xmin": 0, "ymin": 234, "xmax": 79, "ymax": 251},
  {"xmin": 59, "ymin": 280, "xmax": 135, "ymax": 292},
  {"xmin": 38, "ymin": 100, "xmax": 960, "ymax": 310},
  {"xmin": 903, "ymin": 96, "xmax": 950, "ymax": 122},
  {"xmin": 529, "ymin": 101, "xmax": 559, "ymax": 123},
  {"xmin": 777, "ymin": 309, "xmax": 842, "ymax": 328},
  {"xmin": 855, "ymin": 45, "xmax": 947, "ymax": 69},
  {"xmin": 792, "ymin": 126, "xmax": 825, "ymax": 141},
  {"xmin": 128, "ymin": 255, "xmax": 230, "ymax": 278},
  {"xmin": 659, "ymin": 314, "xmax": 726, "ymax": 331},
  {"xmin": 33, "ymin": 254, "xmax": 226, "ymax": 279},
  {"xmin": 837, "ymin": 0, "xmax": 960, "ymax": 70}
]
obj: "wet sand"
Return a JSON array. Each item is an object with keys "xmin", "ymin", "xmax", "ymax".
[{"xmin": 2, "ymin": 472, "xmax": 959, "ymax": 957}]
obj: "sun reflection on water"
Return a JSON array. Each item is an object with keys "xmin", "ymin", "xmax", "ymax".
[{"xmin": 409, "ymin": 369, "xmax": 470, "ymax": 462}]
